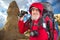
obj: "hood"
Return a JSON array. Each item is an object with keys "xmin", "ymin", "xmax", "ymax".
[{"xmin": 29, "ymin": 2, "xmax": 44, "ymax": 17}]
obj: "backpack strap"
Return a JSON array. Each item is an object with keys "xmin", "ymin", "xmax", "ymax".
[{"xmin": 46, "ymin": 21, "xmax": 54, "ymax": 40}]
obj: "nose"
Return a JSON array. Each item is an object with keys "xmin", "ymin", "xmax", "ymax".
[{"xmin": 32, "ymin": 10, "xmax": 38, "ymax": 15}]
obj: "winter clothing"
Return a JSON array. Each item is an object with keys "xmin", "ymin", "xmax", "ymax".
[{"xmin": 18, "ymin": 2, "xmax": 58, "ymax": 40}]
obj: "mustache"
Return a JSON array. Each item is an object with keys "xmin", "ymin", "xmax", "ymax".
[{"xmin": 32, "ymin": 13, "xmax": 38, "ymax": 15}]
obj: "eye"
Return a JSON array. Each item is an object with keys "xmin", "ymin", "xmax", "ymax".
[{"xmin": 32, "ymin": 9, "xmax": 35, "ymax": 11}]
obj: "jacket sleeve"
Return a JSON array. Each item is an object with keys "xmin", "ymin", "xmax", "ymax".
[{"xmin": 18, "ymin": 20, "xmax": 29, "ymax": 34}]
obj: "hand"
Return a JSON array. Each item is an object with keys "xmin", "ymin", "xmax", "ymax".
[
  {"xmin": 24, "ymin": 29, "xmax": 30, "ymax": 37},
  {"xmin": 20, "ymin": 16, "xmax": 24, "ymax": 21}
]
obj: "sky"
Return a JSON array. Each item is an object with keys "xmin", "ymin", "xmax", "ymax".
[{"xmin": 0, "ymin": 0, "xmax": 60, "ymax": 29}]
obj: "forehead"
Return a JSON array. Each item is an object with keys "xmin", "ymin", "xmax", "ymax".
[{"xmin": 31, "ymin": 7, "xmax": 39, "ymax": 10}]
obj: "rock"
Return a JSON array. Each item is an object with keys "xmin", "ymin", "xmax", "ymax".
[
  {"xmin": 0, "ymin": 29, "xmax": 5, "ymax": 40},
  {"xmin": 0, "ymin": 1, "xmax": 27, "ymax": 40}
]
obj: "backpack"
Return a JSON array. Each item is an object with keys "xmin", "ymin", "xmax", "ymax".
[{"xmin": 42, "ymin": 2, "xmax": 58, "ymax": 40}]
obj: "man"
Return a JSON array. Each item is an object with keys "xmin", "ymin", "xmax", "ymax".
[{"xmin": 18, "ymin": 2, "xmax": 58, "ymax": 40}]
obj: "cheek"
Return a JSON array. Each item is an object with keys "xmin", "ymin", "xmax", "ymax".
[{"xmin": 37, "ymin": 12, "xmax": 40, "ymax": 15}]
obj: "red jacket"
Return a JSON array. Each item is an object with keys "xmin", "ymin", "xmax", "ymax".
[{"xmin": 18, "ymin": 2, "xmax": 58, "ymax": 40}]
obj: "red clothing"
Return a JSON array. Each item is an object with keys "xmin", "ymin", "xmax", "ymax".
[
  {"xmin": 18, "ymin": 2, "xmax": 58, "ymax": 40},
  {"xmin": 45, "ymin": 16, "xmax": 58, "ymax": 40},
  {"xmin": 18, "ymin": 20, "xmax": 29, "ymax": 34},
  {"xmin": 18, "ymin": 20, "xmax": 48, "ymax": 40}
]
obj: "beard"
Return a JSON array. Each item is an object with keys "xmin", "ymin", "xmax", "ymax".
[{"xmin": 31, "ymin": 15, "xmax": 40, "ymax": 20}]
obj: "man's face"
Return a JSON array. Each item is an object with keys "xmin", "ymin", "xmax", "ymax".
[{"xmin": 31, "ymin": 7, "xmax": 40, "ymax": 20}]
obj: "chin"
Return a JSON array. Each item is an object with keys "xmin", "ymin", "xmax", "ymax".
[
  {"xmin": 31, "ymin": 15, "xmax": 40, "ymax": 20},
  {"xmin": 32, "ymin": 17, "xmax": 39, "ymax": 20}
]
